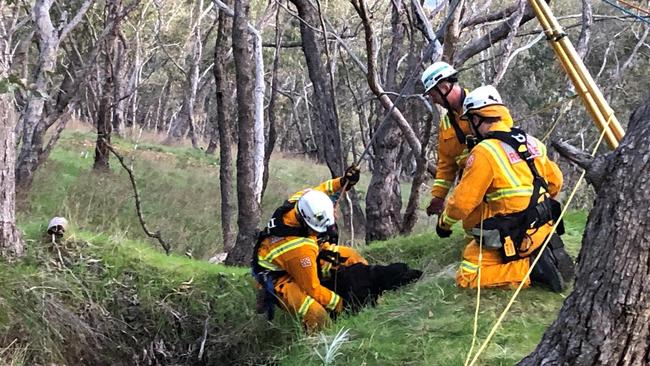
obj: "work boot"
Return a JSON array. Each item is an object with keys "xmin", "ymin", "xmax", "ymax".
[
  {"xmin": 529, "ymin": 247, "xmax": 565, "ymax": 293},
  {"xmin": 548, "ymin": 234, "xmax": 575, "ymax": 284}
]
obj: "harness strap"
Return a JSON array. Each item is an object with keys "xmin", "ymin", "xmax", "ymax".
[
  {"xmin": 485, "ymin": 128, "xmax": 549, "ymax": 212},
  {"xmin": 479, "ymin": 128, "xmax": 563, "ymax": 261}
]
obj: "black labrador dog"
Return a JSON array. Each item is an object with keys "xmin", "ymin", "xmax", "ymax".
[{"xmin": 320, "ymin": 263, "xmax": 422, "ymax": 313}]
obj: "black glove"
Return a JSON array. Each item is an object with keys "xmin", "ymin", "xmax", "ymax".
[
  {"xmin": 340, "ymin": 165, "xmax": 360, "ymax": 188},
  {"xmin": 436, "ymin": 223, "xmax": 452, "ymax": 238},
  {"xmin": 426, "ymin": 197, "xmax": 445, "ymax": 216}
]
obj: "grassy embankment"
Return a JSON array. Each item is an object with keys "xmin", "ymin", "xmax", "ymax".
[{"xmin": 0, "ymin": 130, "xmax": 586, "ymax": 365}]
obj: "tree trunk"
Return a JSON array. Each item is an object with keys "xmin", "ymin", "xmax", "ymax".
[
  {"xmin": 213, "ymin": 5, "xmax": 236, "ymax": 252},
  {"xmin": 16, "ymin": 0, "xmax": 58, "ymax": 189},
  {"xmin": 289, "ymin": 0, "xmax": 366, "ymax": 239},
  {"xmin": 93, "ymin": 61, "xmax": 112, "ymax": 171},
  {"xmin": 156, "ymin": 74, "xmax": 172, "ymax": 132},
  {"xmin": 112, "ymin": 32, "xmax": 127, "ymax": 136},
  {"xmin": 0, "ymin": 37, "xmax": 25, "ymax": 259},
  {"xmin": 94, "ymin": 1, "xmax": 123, "ymax": 171},
  {"xmin": 164, "ymin": 1, "xmax": 205, "ymax": 148},
  {"xmin": 365, "ymin": 0, "xmax": 406, "ymax": 241},
  {"xmin": 402, "ymin": 103, "xmax": 436, "ymax": 233},
  {"xmin": 519, "ymin": 95, "xmax": 650, "ymax": 365},
  {"xmin": 16, "ymin": 0, "xmax": 94, "ymax": 190},
  {"xmin": 289, "ymin": 0, "xmax": 342, "ymax": 172},
  {"xmin": 262, "ymin": 5, "xmax": 282, "ymax": 200},
  {"xmin": 226, "ymin": 0, "xmax": 261, "ymax": 265}
]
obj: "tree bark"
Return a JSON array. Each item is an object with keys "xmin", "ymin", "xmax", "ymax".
[
  {"xmin": 16, "ymin": 0, "xmax": 58, "ymax": 187},
  {"xmin": 112, "ymin": 31, "xmax": 127, "ymax": 136},
  {"xmin": 442, "ymin": 0, "xmax": 465, "ymax": 63},
  {"xmin": 262, "ymin": 4, "xmax": 282, "ymax": 199},
  {"xmin": 364, "ymin": 0, "xmax": 406, "ymax": 242},
  {"xmin": 0, "ymin": 25, "xmax": 25, "ymax": 259},
  {"xmin": 576, "ymin": 0, "xmax": 593, "ymax": 60},
  {"xmin": 520, "ymin": 95, "xmax": 650, "ymax": 365},
  {"xmin": 94, "ymin": 0, "xmax": 123, "ymax": 171},
  {"xmin": 164, "ymin": 0, "xmax": 205, "ymax": 148},
  {"xmin": 288, "ymin": 0, "xmax": 344, "ymax": 171},
  {"xmin": 226, "ymin": 0, "xmax": 261, "ymax": 265},
  {"xmin": 213, "ymin": 5, "xmax": 236, "ymax": 252},
  {"xmin": 402, "ymin": 48, "xmax": 436, "ymax": 234},
  {"xmin": 214, "ymin": 0, "xmax": 265, "ymax": 205}
]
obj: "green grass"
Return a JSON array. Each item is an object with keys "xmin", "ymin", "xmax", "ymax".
[
  {"xmin": 275, "ymin": 212, "xmax": 587, "ymax": 366},
  {"xmin": 24, "ymin": 130, "xmax": 432, "ymax": 258},
  {"xmin": 5, "ymin": 130, "xmax": 589, "ymax": 365},
  {"xmin": 0, "ymin": 228, "xmax": 298, "ymax": 365}
]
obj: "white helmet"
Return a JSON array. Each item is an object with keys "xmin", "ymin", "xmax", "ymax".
[
  {"xmin": 297, "ymin": 190, "xmax": 335, "ymax": 233},
  {"xmin": 462, "ymin": 85, "xmax": 503, "ymax": 117},
  {"xmin": 421, "ymin": 61, "xmax": 458, "ymax": 95}
]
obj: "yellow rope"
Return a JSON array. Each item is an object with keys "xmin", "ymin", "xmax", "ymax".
[
  {"xmin": 464, "ymin": 207, "xmax": 485, "ymax": 366},
  {"xmin": 468, "ymin": 113, "xmax": 615, "ymax": 366}
]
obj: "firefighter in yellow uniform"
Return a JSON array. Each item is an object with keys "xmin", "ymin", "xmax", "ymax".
[
  {"xmin": 421, "ymin": 62, "xmax": 472, "ymax": 216},
  {"xmin": 435, "ymin": 85, "xmax": 574, "ymax": 291},
  {"xmin": 421, "ymin": 62, "xmax": 513, "ymax": 231},
  {"xmin": 253, "ymin": 167, "xmax": 365, "ymax": 331}
]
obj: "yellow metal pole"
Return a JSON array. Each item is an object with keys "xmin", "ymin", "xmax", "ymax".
[
  {"xmin": 534, "ymin": 0, "xmax": 625, "ymax": 140},
  {"xmin": 531, "ymin": 0, "xmax": 625, "ymax": 146},
  {"xmin": 529, "ymin": 0, "xmax": 619, "ymax": 147},
  {"xmin": 530, "ymin": 0, "xmax": 624, "ymax": 149}
]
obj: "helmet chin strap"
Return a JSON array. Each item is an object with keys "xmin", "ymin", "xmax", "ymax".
[
  {"xmin": 470, "ymin": 115, "xmax": 487, "ymax": 140},
  {"xmin": 433, "ymin": 83, "xmax": 454, "ymax": 112}
]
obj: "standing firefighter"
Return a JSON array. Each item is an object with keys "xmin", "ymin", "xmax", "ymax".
[
  {"xmin": 435, "ymin": 85, "xmax": 574, "ymax": 291},
  {"xmin": 421, "ymin": 61, "xmax": 472, "ymax": 216},
  {"xmin": 421, "ymin": 62, "xmax": 513, "ymax": 228},
  {"xmin": 252, "ymin": 167, "xmax": 365, "ymax": 331}
]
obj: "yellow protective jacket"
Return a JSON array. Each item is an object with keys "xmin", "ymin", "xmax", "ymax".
[
  {"xmin": 431, "ymin": 96, "xmax": 515, "ymax": 202},
  {"xmin": 440, "ymin": 120, "xmax": 563, "ymax": 235},
  {"xmin": 256, "ymin": 178, "xmax": 345, "ymax": 314},
  {"xmin": 431, "ymin": 110, "xmax": 473, "ymax": 199}
]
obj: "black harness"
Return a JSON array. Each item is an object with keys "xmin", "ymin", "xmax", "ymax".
[{"xmin": 479, "ymin": 128, "xmax": 564, "ymax": 262}]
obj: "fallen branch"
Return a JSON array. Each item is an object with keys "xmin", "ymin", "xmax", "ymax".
[{"xmin": 102, "ymin": 139, "xmax": 172, "ymax": 255}]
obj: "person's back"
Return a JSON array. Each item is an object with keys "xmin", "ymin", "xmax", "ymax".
[{"xmin": 435, "ymin": 85, "xmax": 574, "ymax": 291}]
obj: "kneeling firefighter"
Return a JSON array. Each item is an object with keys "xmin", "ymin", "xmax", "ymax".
[
  {"xmin": 435, "ymin": 85, "xmax": 575, "ymax": 292},
  {"xmin": 252, "ymin": 167, "xmax": 367, "ymax": 331}
]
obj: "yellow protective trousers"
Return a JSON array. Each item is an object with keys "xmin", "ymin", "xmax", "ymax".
[
  {"xmin": 273, "ymin": 276, "xmax": 332, "ymax": 332},
  {"xmin": 456, "ymin": 223, "xmax": 553, "ymax": 289}
]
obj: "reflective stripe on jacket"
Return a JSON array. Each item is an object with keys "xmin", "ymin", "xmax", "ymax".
[
  {"xmin": 431, "ymin": 111, "xmax": 473, "ymax": 199},
  {"xmin": 258, "ymin": 235, "xmax": 342, "ymax": 313},
  {"xmin": 441, "ymin": 120, "xmax": 563, "ymax": 228}
]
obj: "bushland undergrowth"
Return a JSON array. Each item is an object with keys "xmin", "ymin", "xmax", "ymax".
[{"xmin": 1, "ymin": 131, "xmax": 587, "ymax": 365}]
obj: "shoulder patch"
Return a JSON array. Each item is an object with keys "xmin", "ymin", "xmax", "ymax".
[
  {"xmin": 299, "ymin": 257, "xmax": 312, "ymax": 268},
  {"xmin": 466, "ymin": 154, "xmax": 476, "ymax": 168}
]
